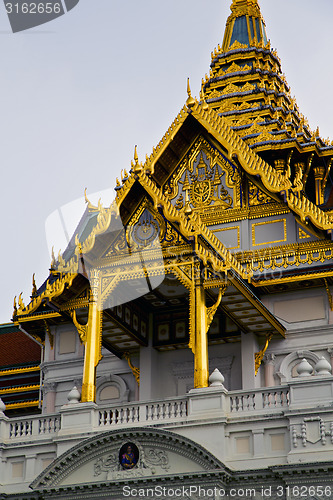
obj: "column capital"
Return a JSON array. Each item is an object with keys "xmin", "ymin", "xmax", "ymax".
[
  {"xmin": 263, "ymin": 353, "xmax": 276, "ymax": 365},
  {"xmin": 43, "ymin": 382, "xmax": 57, "ymax": 394}
]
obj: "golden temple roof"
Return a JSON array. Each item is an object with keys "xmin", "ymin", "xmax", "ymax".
[
  {"xmin": 199, "ymin": 0, "xmax": 333, "ymax": 215},
  {"xmin": 12, "ymin": 0, "xmax": 333, "ymax": 325},
  {"xmin": 202, "ymin": 0, "xmax": 333, "ymax": 155}
]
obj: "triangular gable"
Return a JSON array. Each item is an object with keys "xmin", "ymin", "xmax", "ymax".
[
  {"xmin": 120, "ymin": 100, "xmax": 333, "ymax": 233},
  {"xmin": 163, "ymin": 136, "xmax": 241, "ymax": 214}
]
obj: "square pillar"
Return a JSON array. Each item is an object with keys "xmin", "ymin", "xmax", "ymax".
[{"xmin": 241, "ymin": 332, "xmax": 259, "ymax": 389}]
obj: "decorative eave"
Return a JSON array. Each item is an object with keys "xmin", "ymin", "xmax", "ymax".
[{"xmin": 15, "ymin": 273, "xmax": 77, "ymax": 318}]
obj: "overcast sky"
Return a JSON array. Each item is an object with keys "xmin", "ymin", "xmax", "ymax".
[{"xmin": 0, "ymin": 0, "xmax": 332, "ymax": 323}]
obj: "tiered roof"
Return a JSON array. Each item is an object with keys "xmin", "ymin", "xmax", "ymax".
[
  {"xmin": 9, "ymin": 0, "xmax": 333, "ymax": 357},
  {"xmin": 202, "ymin": 0, "xmax": 333, "ymax": 208},
  {"xmin": 0, "ymin": 324, "xmax": 41, "ymax": 415}
]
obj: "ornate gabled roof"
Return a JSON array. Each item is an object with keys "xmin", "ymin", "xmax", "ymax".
[
  {"xmin": 11, "ymin": 0, "xmax": 333, "ymax": 331},
  {"xmin": 13, "ymin": 87, "xmax": 333, "ymax": 323}
]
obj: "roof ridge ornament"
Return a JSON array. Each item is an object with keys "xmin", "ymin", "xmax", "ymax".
[
  {"xmin": 200, "ymin": 88, "xmax": 209, "ymax": 111},
  {"xmin": 132, "ymin": 145, "xmax": 143, "ymax": 174},
  {"xmin": 186, "ymin": 78, "xmax": 195, "ymax": 108},
  {"xmin": 84, "ymin": 187, "xmax": 101, "ymax": 212}
]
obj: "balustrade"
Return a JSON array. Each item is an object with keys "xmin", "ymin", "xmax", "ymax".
[{"xmin": 229, "ymin": 387, "xmax": 290, "ymax": 413}]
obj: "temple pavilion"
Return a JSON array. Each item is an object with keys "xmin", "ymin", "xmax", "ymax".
[{"xmin": 2, "ymin": 0, "xmax": 333, "ymax": 497}]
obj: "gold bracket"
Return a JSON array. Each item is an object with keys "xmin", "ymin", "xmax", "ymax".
[
  {"xmin": 123, "ymin": 352, "xmax": 140, "ymax": 386},
  {"xmin": 206, "ymin": 286, "xmax": 227, "ymax": 332},
  {"xmin": 324, "ymin": 278, "xmax": 333, "ymax": 311},
  {"xmin": 70, "ymin": 309, "xmax": 88, "ymax": 344},
  {"xmin": 255, "ymin": 334, "xmax": 273, "ymax": 376}
]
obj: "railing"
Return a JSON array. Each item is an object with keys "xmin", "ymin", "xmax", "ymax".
[
  {"xmin": 98, "ymin": 397, "xmax": 188, "ymax": 427},
  {"xmin": 229, "ymin": 387, "xmax": 290, "ymax": 413},
  {"xmin": 146, "ymin": 399, "xmax": 187, "ymax": 421},
  {"xmin": 5, "ymin": 388, "xmax": 291, "ymax": 439},
  {"xmin": 9, "ymin": 414, "xmax": 61, "ymax": 438},
  {"xmin": 0, "ymin": 384, "xmax": 308, "ymax": 442},
  {"xmin": 99, "ymin": 405, "xmax": 140, "ymax": 426}
]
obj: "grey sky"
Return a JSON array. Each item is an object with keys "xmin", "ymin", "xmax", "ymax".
[{"xmin": 0, "ymin": 0, "xmax": 332, "ymax": 322}]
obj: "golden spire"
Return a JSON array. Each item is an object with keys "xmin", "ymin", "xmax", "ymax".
[
  {"xmin": 200, "ymin": 88, "xmax": 208, "ymax": 111},
  {"xmin": 186, "ymin": 78, "xmax": 195, "ymax": 108},
  {"xmin": 223, "ymin": 0, "xmax": 266, "ymax": 52},
  {"xmin": 230, "ymin": 0, "xmax": 261, "ymax": 16},
  {"xmin": 132, "ymin": 145, "xmax": 143, "ymax": 174}
]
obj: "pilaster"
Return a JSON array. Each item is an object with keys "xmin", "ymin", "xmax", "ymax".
[
  {"xmin": 263, "ymin": 353, "xmax": 276, "ymax": 387},
  {"xmin": 241, "ymin": 332, "xmax": 259, "ymax": 389}
]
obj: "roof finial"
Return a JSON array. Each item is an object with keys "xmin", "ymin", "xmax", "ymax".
[
  {"xmin": 18, "ymin": 292, "xmax": 25, "ymax": 312},
  {"xmin": 12, "ymin": 296, "xmax": 17, "ymax": 319},
  {"xmin": 31, "ymin": 273, "xmax": 37, "ymax": 296},
  {"xmin": 200, "ymin": 88, "xmax": 209, "ymax": 111},
  {"xmin": 132, "ymin": 145, "xmax": 143, "ymax": 174},
  {"xmin": 186, "ymin": 78, "xmax": 195, "ymax": 108},
  {"xmin": 50, "ymin": 246, "xmax": 56, "ymax": 271}
]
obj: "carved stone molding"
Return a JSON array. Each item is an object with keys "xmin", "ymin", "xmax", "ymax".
[{"xmin": 292, "ymin": 417, "xmax": 333, "ymax": 448}]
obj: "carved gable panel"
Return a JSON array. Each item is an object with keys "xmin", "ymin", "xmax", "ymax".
[
  {"xmin": 125, "ymin": 198, "xmax": 188, "ymax": 249},
  {"xmin": 248, "ymin": 181, "xmax": 275, "ymax": 206},
  {"xmin": 163, "ymin": 138, "xmax": 241, "ymax": 215},
  {"xmin": 103, "ymin": 200, "xmax": 166, "ymax": 258}
]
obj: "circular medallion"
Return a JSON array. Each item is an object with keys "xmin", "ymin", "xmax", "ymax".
[{"xmin": 119, "ymin": 442, "xmax": 139, "ymax": 469}]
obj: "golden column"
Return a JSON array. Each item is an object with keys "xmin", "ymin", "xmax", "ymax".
[
  {"xmin": 194, "ymin": 281, "xmax": 209, "ymax": 388},
  {"xmin": 81, "ymin": 269, "xmax": 103, "ymax": 403},
  {"xmin": 189, "ymin": 259, "xmax": 226, "ymax": 388},
  {"xmin": 190, "ymin": 260, "xmax": 209, "ymax": 388}
]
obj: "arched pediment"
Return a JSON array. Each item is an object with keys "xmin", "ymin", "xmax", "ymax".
[{"xmin": 31, "ymin": 427, "xmax": 227, "ymax": 490}]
